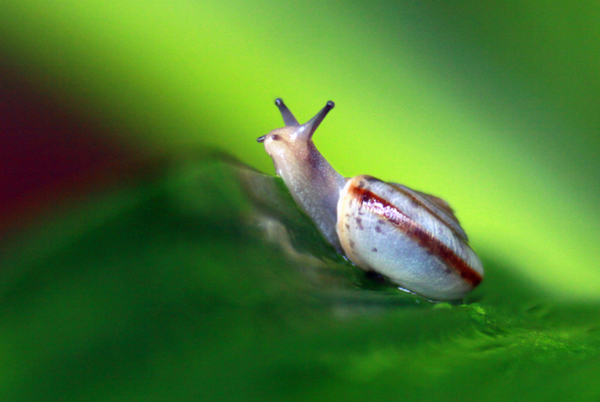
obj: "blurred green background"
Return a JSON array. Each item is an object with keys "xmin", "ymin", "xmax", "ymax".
[
  {"xmin": 3, "ymin": 0, "xmax": 599, "ymax": 299},
  {"xmin": 1, "ymin": 1, "xmax": 600, "ymax": 401}
]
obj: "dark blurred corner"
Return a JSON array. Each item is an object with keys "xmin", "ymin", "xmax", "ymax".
[{"xmin": 0, "ymin": 65, "xmax": 145, "ymax": 241}]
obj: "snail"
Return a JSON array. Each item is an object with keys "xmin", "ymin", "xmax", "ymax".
[{"xmin": 257, "ymin": 99, "xmax": 483, "ymax": 300}]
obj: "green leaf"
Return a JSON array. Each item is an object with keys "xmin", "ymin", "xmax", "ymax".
[{"xmin": 1, "ymin": 153, "xmax": 599, "ymax": 401}]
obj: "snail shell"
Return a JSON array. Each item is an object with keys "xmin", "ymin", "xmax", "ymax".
[
  {"xmin": 258, "ymin": 99, "xmax": 483, "ymax": 300},
  {"xmin": 338, "ymin": 176, "xmax": 482, "ymax": 300}
]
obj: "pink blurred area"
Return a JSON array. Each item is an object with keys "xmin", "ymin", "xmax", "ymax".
[{"xmin": 0, "ymin": 70, "xmax": 148, "ymax": 239}]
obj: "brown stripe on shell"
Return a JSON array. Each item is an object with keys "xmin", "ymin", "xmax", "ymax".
[
  {"xmin": 348, "ymin": 184, "xmax": 482, "ymax": 287},
  {"xmin": 387, "ymin": 182, "xmax": 467, "ymax": 241}
]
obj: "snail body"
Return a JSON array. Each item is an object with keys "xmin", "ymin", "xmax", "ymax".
[{"xmin": 257, "ymin": 99, "xmax": 483, "ymax": 300}]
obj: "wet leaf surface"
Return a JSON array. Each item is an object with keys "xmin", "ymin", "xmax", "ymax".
[{"xmin": 1, "ymin": 153, "xmax": 599, "ymax": 402}]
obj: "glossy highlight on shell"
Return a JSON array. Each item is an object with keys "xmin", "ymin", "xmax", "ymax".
[
  {"xmin": 337, "ymin": 175, "xmax": 483, "ymax": 300},
  {"xmin": 257, "ymin": 98, "xmax": 484, "ymax": 300}
]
